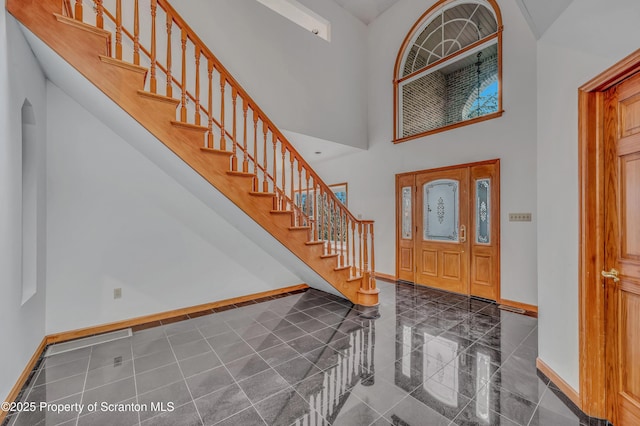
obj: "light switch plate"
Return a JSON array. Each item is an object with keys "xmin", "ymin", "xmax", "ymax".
[
  {"xmin": 113, "ymin": 288, "xmax": 122, "ymax": 299},
  {"xmin": 509, "ymin": 213, "xmax": 532, "ymax": 222}
]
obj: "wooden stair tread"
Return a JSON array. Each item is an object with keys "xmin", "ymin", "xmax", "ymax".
[
  {"xmin": 200, "ymin": 147, "xmax": 232, "ymax": 156},
  {"xmin": 249, "ymin": 192, "xmax": 276, "ymax": 197},
  {"xmin": 305, "ymin": 241, "xmax": 324, "ymax": 246},
  {"xmin": 334, "ymin": 266, "xmax": 351, "ymax": 272},
  {"xmin": 54, "ymin": 13, "xmax": 111, "ymax": 38},
  {"xmin": 320, "ymin": 253, "xmax": 339, "ymax": 259},
  {"xmin": 347, "ymin": 276, "xmax": 363, "ymax": 282},
  {"xmin": 227, "ymin": 170, "xmax": 255, "ymax": 178},
  {"xmin": 289, "ymin": 226, "xmax": 310, "ymax": 231},
  {"xmin": 99, "ymin": 55, "xmax": 147, "ymax": 74},
  {"xmin": 270, "ymin": 210, "xmax": 293, "ymax": 215},
  {"xmin": 137, "ymin": 90, "xmax": 180, "ymax": 106},
  {"xmin": 171, "ymin": 120, "xmax": 208, "ymax": 132}
]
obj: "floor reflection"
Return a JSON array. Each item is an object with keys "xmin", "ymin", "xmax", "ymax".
[{"xmin": 5, "ymin": 282, "xmax": 590, "ymax": 426}]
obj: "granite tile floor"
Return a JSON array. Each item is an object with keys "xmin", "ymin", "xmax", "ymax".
[{"xmin": 3, "ymin": 281, "xmax": 594, "ymax": 426}]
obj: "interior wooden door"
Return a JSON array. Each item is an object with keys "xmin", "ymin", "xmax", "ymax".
[
  {"xmin": 396, "ymin": 174, "xmax": 416, "ymax": 282},
  {"xmin": 604, "ymin": 72, "xmax": 640, "ymax": 426},
  {"xmin": 415, "ymin": 167, "xmax": 470, "ymax": 294}
]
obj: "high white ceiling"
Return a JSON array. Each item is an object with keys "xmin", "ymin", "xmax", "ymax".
[
  {"xmin": 514, "ymin": 0, "xmax": 574, "ymax": 38},
  {"xmin": 332, "ymin": 0, "xmax": 402, "ymax": 25},
  {"xmin": 332, "ymin": 0, "xmax": 574, "ymax": 38}
]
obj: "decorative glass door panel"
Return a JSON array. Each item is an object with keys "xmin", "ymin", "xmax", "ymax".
[
  {"xmin": 424, "ymin": 179, "xmax": 459, "ymax": 242},
  {"xmin": 396, "ymin": 175, "xmax": 416, "ymax": 281},
  {"xmin": 402, "ymin": 186, "xmax": 412, "ymax": 239},
  {"xmin": 476, "ymin": 179, "xmax": 491, "ymax": 244}
]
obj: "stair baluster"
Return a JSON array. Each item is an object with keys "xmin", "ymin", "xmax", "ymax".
[
  {"xmin": 219, "ymin": 74, "xmax": 226, "ymax": 150},
  {"xmin": 253, "ymin": 110, "xmax": 259, "ymax": 185},
  {"xmin": 63, "ymin": 0, "xmax": 72, "ymax": 18},
  {"xmin": 231, "ymin": 88, "xmax": 238, "ymax": 171},
  {"xmin": 74, "ymin": 0, "xmax": 82, "ymax": 21},
  {"xmin": 115, "ymin": 0, "xmax": 122, "ymax": 60},
  {"xmin": 150, "ymin": 0, "xmax": 157, "ymax": 93},
  {"xmin": 133, "ymin": 0, "xmax": 139, "ymax": 65},
  {"xmin": 242, "ymin": 99, "xmax": 249, "ymax": 173},
  {"xmin": 165, "ymin": 14, "xmax": 172, "ymax": 97},
  {"xmin": 194, "ymin": 47, "xmax": 201, "ymax": 125},
  {"xmin": 207, "ymin": 59, "xmax": 214, "ymax": 148},
  {"xmin": 180, "ymin": 28, "xmax": 187, "ymax": 122},
  {"xmin": 95, "ymin": 0, "xmax": 103, "ymax": 29}
]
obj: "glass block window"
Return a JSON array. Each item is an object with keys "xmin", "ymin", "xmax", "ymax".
[
  {"xmin": 402, "ymin": 186, "xmax": 412, "ymax": 239},
  {"xmin": 424, "ymin": 179, "xmax": 459, "ymax": 242},
  {"xmin": 476, "ymin": 178, "xmax": 490, "ymax": 244}
]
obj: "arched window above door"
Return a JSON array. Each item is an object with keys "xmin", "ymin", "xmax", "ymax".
[{"xmin": 394, "ymin": 0, "xmax": 503, "ymax": 143}]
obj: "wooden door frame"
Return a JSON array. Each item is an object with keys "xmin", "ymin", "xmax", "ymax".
[
  {"xmin": 578, "ymin": 49, "xmax": 640, "ymax": 419},
  {"xmin": 395, "ymin": 158, "xmax": 500, "ymax": 299}
]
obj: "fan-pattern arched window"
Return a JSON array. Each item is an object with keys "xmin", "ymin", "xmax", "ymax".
[{"xmin": 393, "ymin": 0, "xmax": 503, "ymax": 142}]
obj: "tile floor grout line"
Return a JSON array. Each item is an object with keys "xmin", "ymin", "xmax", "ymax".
[
  {"xmin": 194, "ymin": 319, "xmax": 268, "ymax": 425},
  {"xmin": 224, "ymin": 294, "xmax": 339, "ymax": 424},
  {"xmin": 75, "ymin": 345, "xmax": 93, "ymax": 426},
  {"xmin": 128, "ymin": 338, "xmax": 141, "ymax": 426},
  {"xmin": 224, "ymin": 304, "xmax": 313, "ymax": 425},
  {"xmin": 527, "ymin": 384, "xmax": 550, "ymax": 426},
  {"xmin": 164, "ymin": 327, "xmax": 205, "ymax": 426}
]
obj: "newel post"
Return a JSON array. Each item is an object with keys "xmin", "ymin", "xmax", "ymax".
[{"xmin": 357, "ymin": 221, "xmax": 379, "ymax": 306}]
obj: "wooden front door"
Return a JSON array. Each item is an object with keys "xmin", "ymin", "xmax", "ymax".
[
  {"xmin": 396, "ymin": 160, "xmax": 500, "ymax": 299},
  {"xmin": 604, "ymin": 71, "xmax": 640, "ymax": 426},
  {"xmin": 415, "ymin": 167, "xmax": 470, "ymax": 294}
]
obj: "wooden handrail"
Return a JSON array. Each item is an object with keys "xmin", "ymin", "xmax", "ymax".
[
  {"xmin": 78, "ymin": 0, "xmax": 376, "ymax": 286},
  {"xmin": 153, "ymin": 0, "xmax": 362, "ymax": 224},
  {"xmin": 98, "ymin": 6, "xmax": 321, "ymax": 205}
]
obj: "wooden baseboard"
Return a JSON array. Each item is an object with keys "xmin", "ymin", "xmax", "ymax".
[
  {"xmin": 537, "ymin": 357, "xmax": 581, "ymax": 408},
  {"xmin": 374, "ymin": 272, "xmax": 397, "ymax": 282},
  {"xmin": 46, "ymin": 283, "xmax": 309, "ymax": 344},
  {"xmin": 0, "ymin": 337, "xmax": 48, "ymax": 423},
  {"xmin": 499, "ymin": 298, "xmax": 538, "ymax": 316}
]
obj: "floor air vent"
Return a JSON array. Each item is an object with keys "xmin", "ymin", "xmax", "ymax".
[
  {"xmin": 498, "ymin": 304, "xmax": 526, "ymax": 314},
  {"xmin": 44, "ymin": 328, "xmax": 132, "ymax": 357}
]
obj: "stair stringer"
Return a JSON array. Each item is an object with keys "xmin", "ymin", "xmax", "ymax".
[{"xmin": 18, "ymin": 22, "xmax": 347, "ymax": 300}]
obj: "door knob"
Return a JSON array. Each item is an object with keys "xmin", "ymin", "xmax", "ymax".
[{"xmin": 601, "ymin": 268, "xmax": 620, "ymax": 283}]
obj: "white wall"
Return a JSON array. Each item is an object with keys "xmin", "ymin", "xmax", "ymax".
[
  {"xmin": 170, "ymin": 0, "xmax": 368, "ymax": 149},
  {"xmin": 45, "ymin": 83, "xmax": 302, "ymax": 334},
  {"xmin": 0, "ymin": 12, "xmax": 47, "ymax": 401},
  {"xmin": 312, "ymin": 0, "xmax": 539, "ymax": 305},
  {"xmin": 537, "ymin": 0, "xmax": 640, "ymax": 392}
]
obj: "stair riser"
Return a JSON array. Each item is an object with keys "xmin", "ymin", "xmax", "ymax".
[{"xmin": 136, "ymin": 94, "xmax": 178, "ymax": 121}]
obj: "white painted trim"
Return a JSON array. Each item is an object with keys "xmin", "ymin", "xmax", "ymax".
[{"xmin": 254, "ymin": 0, "xmax": 331, "ymax": 42}]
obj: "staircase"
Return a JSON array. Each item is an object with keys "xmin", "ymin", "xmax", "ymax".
[{"xmin": 7, "ymin": 0, "xmax": 378, "ymax": 306}]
